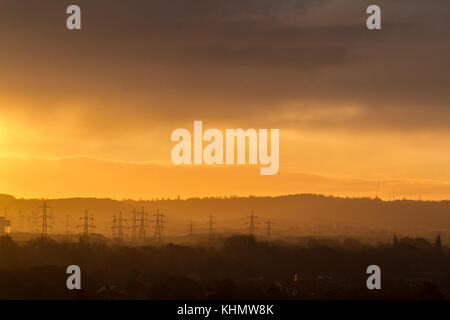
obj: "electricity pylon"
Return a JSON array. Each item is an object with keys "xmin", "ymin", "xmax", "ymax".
[
  {"xmin": 26, "ymin": 214, "xmax": 32, "ymax": 232},
  {"xmin": 246, "ymin": 210, "xmax": 259, "ymax": 236},
  {"xmin": 207, "ymin": 215, "xmax": 215, "ymax": 242},
  {"xmin": 111, "ymin": 215, "xmax": 116, "ymax": 238},
  {"xmin": 189, "ymin": 221, "xmax": 193, "ymax": 236},
  {"xmin": 37, "ymin": 201, "xmax": 54, "ymax": 238},
  {"xmin": 266, "ymin": 218, "xmax": 274, "ymax": 238},
  {"xmin": 130, "ymin": 209, "xmax": 138, "ymax": 243},
  {"xmin": 15, "ymin": 210, "xmax": 25, "ymax": 232},
  {"xmin": 152, "ymin": 209, "xmax": 166, "ymax": 242},
  {"xmin": 78, "ymin": 209, "xmax": 95, "ymax": 242},
  {"xmin": 65, "ymin": 214, "xmax": 71, "ymax": 235},
  {"xmin": 112, "ymin": 212, "xmax": 126, "ymax": 241},
  {"xmin": 138, "ymin": 207, "xmax": 149, "ymax": 241}
]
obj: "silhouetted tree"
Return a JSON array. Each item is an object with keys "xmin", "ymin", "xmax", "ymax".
[{"xmin": 0, "ymin": 235, "xmax": 17, "ymax": 249}]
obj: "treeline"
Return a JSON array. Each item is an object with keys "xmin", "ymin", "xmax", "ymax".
[{"xmin": 0, "ymin": 235, "xmax": 449, "ymax": 300}]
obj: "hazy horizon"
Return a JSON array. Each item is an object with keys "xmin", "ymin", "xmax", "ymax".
[{"xmin": 2, "ymin": 193, "xmax": 449, "ymax": 244}]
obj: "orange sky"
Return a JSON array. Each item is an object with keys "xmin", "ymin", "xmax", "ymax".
[{"xmin": 1, "ymin": 0, "xmax": 450, "ymax": 200}]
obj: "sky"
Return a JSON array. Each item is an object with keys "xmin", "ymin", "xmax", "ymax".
[{"xmin": 0, "ymin": 0, "xmax": 450, "ymax": 200}]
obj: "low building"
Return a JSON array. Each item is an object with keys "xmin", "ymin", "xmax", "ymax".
[{"xmin": 0, "ymin": 217, "xmax": 11, "ymax": 235}]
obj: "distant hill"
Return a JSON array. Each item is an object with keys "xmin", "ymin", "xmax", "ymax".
[{"xmin": 1, "ymin": 194, "xmax": 449, "ymax": 240}]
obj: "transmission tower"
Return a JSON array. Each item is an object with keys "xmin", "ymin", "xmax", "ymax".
[
  {"xmin": 246, "ymin": 210, "xmax": 259, "ymax": 236},
  {"xmin": 138, "ymin": 207, "xmax": 149, "ymax": 241},
  {"xmin": 112, "ymin": 212, "xmax": 126, "ymax": 241},
  {"xmin": 37, "ymin": 201, "xmax": 54, "ymax": 238},
  {"xmin": 111, "ymin": 215, "xmax": 116, "ymax": 238},
  {"xmin": 78, "ymin": 209, "xmax": 95, "ymax": 242},
  {"xmin": 65, "ymin": 214, "xmax": 71, "ymax": 235},
  {"xmin": 152, "ymin": 209, "xmax": 166, "ymax": 242},
  {"xmin": 189, "ymin": 221, "xmax": 193, "ymax": 236},
  {"xmin": 17, "ymin": 210, "xmax": 25, "ymax": 232},
  {"xmin": 208, "ymin": 215, "xmax": 215, "ymax": 242},
  {"xmin": 130, "ymin": 209, "xmax": 138, "ymax": 243},
  {"xmin": 266, "ymin": 218, "xmax": 274, "ymax": 238}
]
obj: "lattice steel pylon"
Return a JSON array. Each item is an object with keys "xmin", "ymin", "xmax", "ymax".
[
  {"xmin": 130, "ymin": 209, "xmax": 138, "ymax": 244},
  {"xmin": 37, "ymin": 201, "xmax": 54, "ymax": 238},
  {"xmin": 266, "ymin": 218, "xmax": 274, "ymax": 238},
  {"xmin": 17, "ymin": 210, "xmax": 25, "ymax": 232},
  {"xmin": 152, "ymin": 209, "xmax": 166, "ymax": 242},
  {"xmin": 78, "ymin": 209, "xmax": 95, "ymax": 242},
  {"xmin": 138, "ymin": 207, "xmax": 149, "ymax": 241},
  {"xmin": 112, "ymin": 211, "xmax": 126, "ymax": 242},
  {"xmin": 246, "ymin": 210, "xmax": 259, "ymax": 236},
  {"xmin": 189, "ymin": 221, "xmax": 193, "ymax": 236},
  {"xmin": 208, "ymin": 215, "xmax": 215, "ymax": 242},
  {"xmin": 65, "ymin": 214, "xmax": 71, "ymax": 235}
]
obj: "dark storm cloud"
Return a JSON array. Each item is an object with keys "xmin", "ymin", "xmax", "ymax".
[{"xmin": 0, "ymin": 0, "xmax": 449, "ymax": 132}]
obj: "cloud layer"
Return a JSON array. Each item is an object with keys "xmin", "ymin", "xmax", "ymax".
[{"xmin": 0, "ymin": 1, "xmax": 449, "ymax": 198}]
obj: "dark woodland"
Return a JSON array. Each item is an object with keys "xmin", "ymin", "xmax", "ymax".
[{"xmin": 0, "ymin": 234, "xmax": 448, "ymax": 300}]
